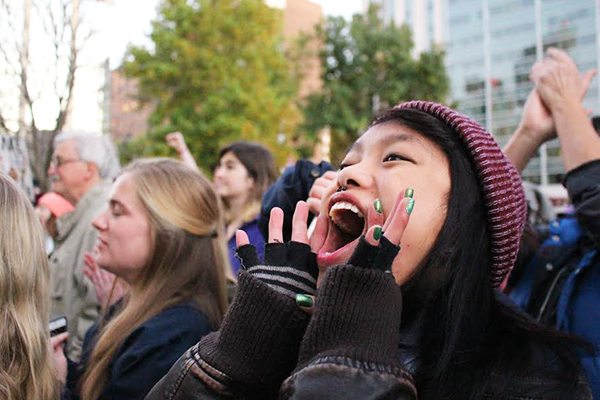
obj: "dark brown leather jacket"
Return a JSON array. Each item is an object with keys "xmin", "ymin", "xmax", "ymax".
[{"xmin": 145, "ymin": 267, "xmax": 591, "ymax": 400}]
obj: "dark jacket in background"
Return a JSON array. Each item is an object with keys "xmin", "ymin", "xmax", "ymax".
[
  {"xmin": 259, "ymin": 159, "xmax": 335, "ymax": 242},
  {"xmin": 509, "ymin": 159, "xmax": 600, "ymax": 398},
  {"xmin": 64, "ymin": 302, "xmax": 214, "ymax": 400},
  {"xmin": 227, "ymin": 217, "xmax": 264, "ymax": 276}
]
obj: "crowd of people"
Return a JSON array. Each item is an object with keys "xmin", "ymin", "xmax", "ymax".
[{"xmin": 0, "ymin": 47, "xmax": 598, "ymax": 400}]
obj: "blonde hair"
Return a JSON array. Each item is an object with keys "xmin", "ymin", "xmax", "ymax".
[
  {"xmin": 81, "ymin": 158, "xmax": 229, "ymax": 400},
  {"xmin": 0, "ymin": 174, "xmax": 60, "ymax": 400}
]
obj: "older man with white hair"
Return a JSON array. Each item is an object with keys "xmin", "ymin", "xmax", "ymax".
[{"xmin": 48, "ymin": 132, "xmax": 120, "ymax": 361}]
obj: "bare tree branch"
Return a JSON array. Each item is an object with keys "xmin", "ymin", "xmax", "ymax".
[{"xmin": 0, "ymin": 0, "xmax": 96, "ymax": 190}]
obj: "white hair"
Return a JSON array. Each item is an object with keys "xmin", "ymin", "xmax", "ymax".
[{"xmin": 54, "ymin": 132, "xmax": 120, "ymax": 180}]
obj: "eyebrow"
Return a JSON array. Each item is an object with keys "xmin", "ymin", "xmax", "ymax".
[
  {"xmin": 379, "ymin": 132, "xmax": 418, "ymax": 148},
  {"xmin": 347, "ymin": 132, "xmax": 417, "ymax": 155}
]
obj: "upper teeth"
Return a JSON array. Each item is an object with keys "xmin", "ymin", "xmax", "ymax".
[{"xmin": 329, "ymin": 201, "xmax": 364, "ymax": 218}]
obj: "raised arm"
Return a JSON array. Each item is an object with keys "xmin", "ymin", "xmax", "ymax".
[{"xmin": 530, "ymin": 48, "xmax": 599, "ymax": 173}]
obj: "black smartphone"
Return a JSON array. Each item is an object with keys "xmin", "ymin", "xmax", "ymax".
[{"xmin": 49, "ymin": 316, "xmax": 68, "ymax": 337}]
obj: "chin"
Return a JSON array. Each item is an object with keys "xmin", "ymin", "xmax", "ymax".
[{"xmin": 96, "ymin": 256, "xmax": 113, "ymax": 272}]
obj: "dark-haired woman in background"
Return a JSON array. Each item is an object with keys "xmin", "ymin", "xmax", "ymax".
[{"xmin": 214, "ymin": 141, "xmax": 277, "ymax": 276}]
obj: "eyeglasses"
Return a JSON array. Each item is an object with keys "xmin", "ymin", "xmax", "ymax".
[{"xmin": 50, "ymin": 156, "xmax": 82, "ymax": 168}]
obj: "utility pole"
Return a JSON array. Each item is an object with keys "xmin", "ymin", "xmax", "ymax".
[{"xmin": 534, "ymin": 0, "xmax": 548, "ymax": 186}]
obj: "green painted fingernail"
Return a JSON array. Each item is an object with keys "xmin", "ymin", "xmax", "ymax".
[
  {"xmin": 373, "ymin": 226, "xmax": 382, "ymax": 241},
  {"xmin": 404, "ymin": 188, "xmax": 414, "ymax": 198},
  {"xmin": 406, "ymin": 198, "xmax": 415, "ymax": 215},
  {"xmin": 296, "ymin": 294, "xmax": 314, "ymax": 308},
  {"xmin": 374, "ymin": 199, "xmax": 382, "ymax": 214}
]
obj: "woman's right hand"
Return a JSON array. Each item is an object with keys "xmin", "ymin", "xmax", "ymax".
[
  {"xmin": 235, "ymin": 202, "xmax": 322, "ymax": 298},
  {"xmin": 165, "ymin": 132, "xmax": 190, "ymax": 156},
  {"xmin": 50, "ymin": 332, "xmax": 69, "ymax": 386},
  {"xmin": 307, "ymin": 171, "xmax": 338, "ymax": 215},
  {"xmin": 84, "ymin": 251, "xmax": 129, "ymax": 309},
  {"xmin": 530, "ymin": 47, "xmax": 596, "ymax": 114}
]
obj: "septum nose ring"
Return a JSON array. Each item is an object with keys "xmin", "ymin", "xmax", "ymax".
[{"xmin": 336, "ymin": 186, "xmax": 348, "ymax": 192}]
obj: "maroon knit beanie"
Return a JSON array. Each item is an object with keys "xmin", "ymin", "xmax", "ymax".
[{"xmin": 393, "ymin": 101, "xmax": 527, "ymax": 287}]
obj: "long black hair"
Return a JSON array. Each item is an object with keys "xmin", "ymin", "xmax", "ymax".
[{"xmin": 370, "ymin": 108, "xmax": 589, "ymax": 399}]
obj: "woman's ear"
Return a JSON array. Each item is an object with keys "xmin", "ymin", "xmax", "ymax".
[{"xmin": 245, "ymin": 175, "xmax": 255, "ymax": 190}]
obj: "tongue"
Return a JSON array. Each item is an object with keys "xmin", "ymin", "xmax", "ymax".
[{"xmin": 335, "ymin": 212, "xmax": 364, "ymax": 237}]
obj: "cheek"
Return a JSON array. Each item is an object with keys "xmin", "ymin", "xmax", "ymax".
[
  {"xmin": 390, "ymin": 199, "xmax": 447, "ymax": 285},
  {"xmin": 125, "ymin": 225, "xmax": 152, "ymax": 267},
  {"xmin": 102, "ymin": 221, "xmax": 152, "ymax": 270}
]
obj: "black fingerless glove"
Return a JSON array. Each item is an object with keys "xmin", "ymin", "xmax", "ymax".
[
  {"xmin": 236, "ymin": 241, "xmax": 319, "ymax": 298},
  {"xmin": 347, "ymin": 235, "xmax": 400, "ymax": 272}
]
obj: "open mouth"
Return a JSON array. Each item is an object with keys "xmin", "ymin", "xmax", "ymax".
[{"xmin": 317, "ymin": 199, "xmax": 367, "ymax": 267}]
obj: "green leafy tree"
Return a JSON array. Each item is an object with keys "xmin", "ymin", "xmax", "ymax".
[
  {"xmin": 303, "ymin": 5, "xmax": 450, "ymax": 164},
  {"xmin": 123, "ymin": 0, "xmax": 301, "ymax": 169}
]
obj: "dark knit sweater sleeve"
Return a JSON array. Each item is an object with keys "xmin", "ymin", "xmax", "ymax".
[
  {"xmin": 179, "ymin": 272, "xmax": 309, "ymax": 399},
  {"xmin": 279, "ymin": 265, "xmax": 417, "ymax": 399}
]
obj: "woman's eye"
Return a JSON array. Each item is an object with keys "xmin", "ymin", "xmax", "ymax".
[{"xmin": 384, "ymin": 154, "xmax": 409, "ymax": 163}]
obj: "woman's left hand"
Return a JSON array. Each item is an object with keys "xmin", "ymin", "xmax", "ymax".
[
  {"xmin": 296, "ymin": 191, "xmax": 414, "ymax": 313},
  {"xmin": 346, "ymin": 191, "xmax": 414, "ymax": 272},
  {"xmin": 50, "ymin": 332, "xmax": 69, "ymax": 386}
]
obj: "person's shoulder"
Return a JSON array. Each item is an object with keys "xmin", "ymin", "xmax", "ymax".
[
  {"xmin": 145, "ymin": 304, "xmax": 212, "ymax": 336},
  {"xmin": 125, "ymin": 304, "xmax": 213, "ymax": 350},
  {"xmin": 487, "ymin": 339, "xmax": 592, "ymax": 399}
]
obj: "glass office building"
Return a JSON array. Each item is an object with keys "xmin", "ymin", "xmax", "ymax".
[
  {"xmin": 365, "ymin": 0, "xmax": 600, "ymax": 184},
  {"xmin": 447, "ymin": 0, "xmax": 599, "ymax": 183}
]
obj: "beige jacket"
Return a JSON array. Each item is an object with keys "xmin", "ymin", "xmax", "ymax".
[{"xmin": 50, "ymin": 180, "xmax": 111, "ymax": 361}]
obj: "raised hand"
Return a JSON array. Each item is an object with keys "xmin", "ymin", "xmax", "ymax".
[
  {"xmin": 165, "ymin": 131, "xmax": 200, "ymax": 172},
  {"xmin": 530, "ymin": 47, "xmax": 596, "ymax": 114},
  {"xmin": 517, "ymin": 89, "xmax": 556, "ymax": 146},
  {"xmin": 50, "ymin": 332, "xmax": 69, "ymax": 386},
  {"xmin": 84, "ymin": 251, "xmax": 129, "ymax": 310},
  {"xmin": 236, "ymin": 202, "xmax": 319, "ymax": 298},
  {"xmin": 347, "ymin": 190, "xmax": 413, "ymax": 273},
  {"xmin": 307, "ymin": 171, "xmax": 338, "ymax": 215},
  {"xmin": 165, "ymin": 132, "xmax": 190, "ymax": 155}
]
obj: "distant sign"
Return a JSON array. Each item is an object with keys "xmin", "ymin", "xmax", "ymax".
[{"xmin": 0, "ymin": 134, "xmax": 34, "ymax": 201}]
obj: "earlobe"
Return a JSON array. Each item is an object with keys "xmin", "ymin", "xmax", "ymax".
[{"xmin": 84, "ymin": 162, "xmax": 99, "ymax": 181}]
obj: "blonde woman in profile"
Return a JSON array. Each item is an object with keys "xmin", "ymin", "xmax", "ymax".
[
  {"xmin": 55, "ymin": 158, "xmax": 229, "ymax": 400},
  {"xmin": 0, "ymin": 173, "xmax": 61, "ymax": 400}
]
